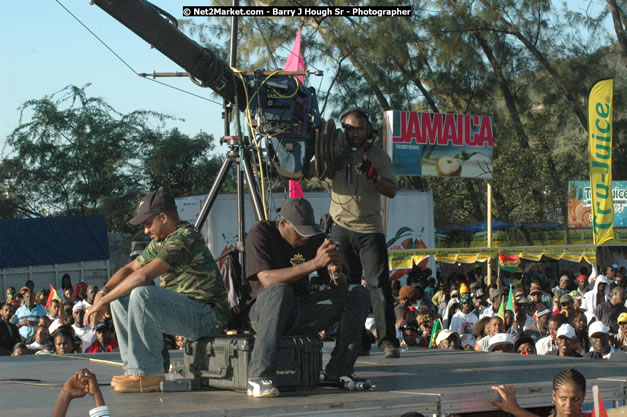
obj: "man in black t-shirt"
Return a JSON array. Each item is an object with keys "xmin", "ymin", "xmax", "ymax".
[{"xmin": 245, "ymin": 198, "xmax": 371, "ymax": 398}]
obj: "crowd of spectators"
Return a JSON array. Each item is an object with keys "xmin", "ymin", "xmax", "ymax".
[
  {"xmin": 1, "ymin": 263, "xmax": 626, "ymax": 360},
  {"xmin": 384, "ymin": 263, "xmax": 627, "ymax": 359},
  {"xmin": 0, "ymin": 274, "xmax": 122, "ymax": 356}
]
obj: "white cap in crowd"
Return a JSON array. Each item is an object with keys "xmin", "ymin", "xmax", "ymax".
[
  {"xmin": 436, "ymin": 329, "xmax": 456, "ymax": 346},
  {"xmin": 556, "ymin": 323, "xmax": 575, "ymax": 339},
  {"xmin": 588, "ymin": 321, "xmax": 609, "ymax": 337},
  {"xmin": 487, "ymin": 333, "xmax": 514, "ymax": 352}
]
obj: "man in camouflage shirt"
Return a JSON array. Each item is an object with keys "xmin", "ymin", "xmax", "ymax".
[{"xmin": 85, "ymin": 191, "xmax": 229, "ymax": 393}]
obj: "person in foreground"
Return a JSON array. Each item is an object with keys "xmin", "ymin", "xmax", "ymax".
[
  {"xmin": 85, "ymin": 191, "xmax": 230, "ymax": 393},
  {"xmin": 492, "ymin": 368, "xmax": 591, "ymax": 417},
  {"xmin": 245, "ymin": 198, "xmax": 371, "ymax": 398},
  {"xmin": 51, "ymin": 368, "xmax": 109, "ymax": 417}
]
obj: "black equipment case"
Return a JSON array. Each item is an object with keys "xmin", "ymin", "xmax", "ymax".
[{"xmin": 182, "ymin": 335, "xmax": 322, "ymax": 392}]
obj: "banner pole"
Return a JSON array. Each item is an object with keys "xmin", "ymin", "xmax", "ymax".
[{"xmin": 487, "ymin": 180, "xmax": 493, "ymax": 287}]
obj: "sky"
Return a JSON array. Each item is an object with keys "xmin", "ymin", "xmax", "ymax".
[
  {"xmin": 0, "ymin": 1, "xmax": 232, "ymax": 158},
  {"xmin": 0, "ymin": 1, "xmax": 614, "ymax": 160}
]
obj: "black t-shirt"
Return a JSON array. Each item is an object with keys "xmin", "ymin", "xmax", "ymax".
[{"xmin": 245, "ymin": 220, "xmax": 326, "ymax": 300}]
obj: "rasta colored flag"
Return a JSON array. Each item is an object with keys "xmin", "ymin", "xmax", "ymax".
[
  {"xmin": 45, "ymin": 284, "xmax": 62, "ymax": 309},
  {"xmin": 429, "ymin": 318, "xmax": 443, "ymax": 348},
  {"xmin": 498, "ymin": 252, "xmax": 521, "ymax": 272}
]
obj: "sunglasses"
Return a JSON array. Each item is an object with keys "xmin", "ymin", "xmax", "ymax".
[
  {"xmin": 560, "ymin": 302, "xmax": 571, "ymax": 306},
  {"xmin": 530, "ymin": 292, "xmax": 541, "ymax": 296}
]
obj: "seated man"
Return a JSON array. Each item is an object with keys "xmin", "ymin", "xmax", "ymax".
[
  {"xmin": 245, "ymin": 198, "xmax": 370, "ymax": 398},
  {"xmin": 85, "ymin": 191, "xmax": 230, "ymax": 393},
  {"xmin": 586, "ymin": 321, "xmax": 617, "ymax": 359}
]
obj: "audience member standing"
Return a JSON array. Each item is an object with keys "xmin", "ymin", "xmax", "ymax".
[{"xmin": 0, "ymin": 303, "xmax": 19, "ymax": 355}]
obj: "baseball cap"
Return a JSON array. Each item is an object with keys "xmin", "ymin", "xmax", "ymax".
[
  {"xmin": 129, "ymin": 191, "xmax": 177, "ymax": 225},
  {"xmin": 515, "ymin": 296, "xmax": 529, "ymax": 304},
  {"xmin": 492, "ymin": 288, "xmax": 504, "ymax": 298},
  {"xmin": 559, "ymin": 294, "xmax": 573, "ymax": 304},
  {"xmin": 488, "ymin": 333, "xmax": 514, "ymax": 352},
  {"xmin": 560, "ymin": 275, "xmax": 569, "ymax": 282},
  {"xmin": 556, "ymin": 323, "xmax": 575, "ymax": 339},
  {"xmin": 279, "ymin": 198, "xmax": 323, "ymax": 237},
  {"xmin": 577, "ymin": 275, "xmax": 587, "ymax": 283},
  {"xmin": 435, "ymin": 329, "xmax": 456, "ymax": 346},
  {"xmin": 72, "ymin": 304, "xmax": 85, "ymax": 312},
  {"xmin": 588, "ymin": 321, "xmax": 609, "ymax": 337},
  {"xmin": 460, "ymin": 294, "xmax": 472, "ymax": 304},
  {"xmin": 611, "ymin": 264, "xmax": 619, "ymax": 270},
  {"xmin": 95, "ymin": 322, "xmax": 109, "ymax": 332},
  {"xmin": 535, "ymin": 307, "xmax": 551, "ymax": 318},
  {"xmin": 618, "ymin": 313, "xmax": 627, "ymax": 325}
]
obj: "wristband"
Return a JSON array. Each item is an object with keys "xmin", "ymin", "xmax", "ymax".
[{"xmin": 98, "ymin": 286, "xmax": 111, "ymax": 296}]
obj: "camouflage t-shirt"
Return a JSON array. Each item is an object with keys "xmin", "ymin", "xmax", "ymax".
[{"xmin": 136, "ymin": 222, "xmax": 230, "ymax": 328}]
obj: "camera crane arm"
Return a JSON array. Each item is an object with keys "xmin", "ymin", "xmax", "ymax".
[{"xmin": 92, "ymin": 0, "xmax": 247, "ymax": 110}]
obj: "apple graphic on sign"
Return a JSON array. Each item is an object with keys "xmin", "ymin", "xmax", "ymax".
[{"xmin": 436, "ymin": 157, "xmax": 462, "ymax": 176}]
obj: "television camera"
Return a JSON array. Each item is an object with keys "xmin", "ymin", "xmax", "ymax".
[{"xmin": 92, "ymin": 0, "xmax": 347, "ymax": 186}]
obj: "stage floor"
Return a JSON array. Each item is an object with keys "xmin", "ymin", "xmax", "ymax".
[{"xmin": 1, "ymin": 344, "xmax": 625, "ymax": 417}]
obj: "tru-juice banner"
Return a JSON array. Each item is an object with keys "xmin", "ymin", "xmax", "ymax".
[{"xmin": 587, "ymin": 79, "xmax": 614, "ymax": 245}]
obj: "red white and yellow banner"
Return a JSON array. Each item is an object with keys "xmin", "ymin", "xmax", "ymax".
[{"xmin": 588, "ymin": 79, "xmax": 614, "ymax": 245}]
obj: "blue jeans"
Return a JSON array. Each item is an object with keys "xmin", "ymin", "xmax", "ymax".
[
  {"xmin": 248, "ymin": 283, "xmax": 370, "ymax": 380},
  {"xmin": 332, "ymin": 224, "xmax": 399, "ymax": 349},
  {"xmin": 110, "ymin": 285, "xmax": 221, "ymax": 376}
]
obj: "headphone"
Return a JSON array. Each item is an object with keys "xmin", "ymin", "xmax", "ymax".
[{"xmin": 339, "ymin": 107, "xmax": 376, "ymax": 140}]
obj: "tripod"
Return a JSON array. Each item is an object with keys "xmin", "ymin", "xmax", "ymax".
[{"xmin": 193, "ymin": 1, "xmax": 265, "ymax": 275}]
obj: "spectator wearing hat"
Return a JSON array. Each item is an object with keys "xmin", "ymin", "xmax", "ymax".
[
  {"xmin": 85, "ymin": 191, "xmax": 230, "ymax": 394},
  {"xmin": 475, "ymin": 316, "xmax": 504, "ymax": 352},
  {"xmin": 431, "ymin": 281, "xmax": 448, "ymax": 308},
  {"xmin": 507, "ymin": 296, "xmax": 537, "ymax": 341},
  {"xmin": 11, "ymin": 289, "xmax": 47, "ymax": 342},
  {"xmin": 593, "ymin": 286, "xmax": 626, "ymax": 335},
  {"xmin": 569, "ymin": 275, "xmax": 588, "ymax": 304},
  {"xmin": 436, "ymin": 329, "xmax": 461, "ymax": 350},
  {"xmin": 530, "ymin": 307, "xmax": 551, "ymax": 341},
  {"xmin": 558, "ymin": 294, "xmax": 575, "ymax": 318},
  {"xmin": 243, "ymin": 198, "xmax": 371, "ymax": 398},
  {"xmin": 613, "ymin": 312, "xmax": 627, "ymax": 350},
  {"xmin": 547, "ymin": 324, "xmax": 581, "ymax": 357},
  {"xmin": 86, "ymin": 321, "xmax": 119, "ymax": 353},
  {"xmin": 535, "ymin": 314, "xmax": 567, "ymax": 355},
  {"xmin": 552, "ymin": 275, "xmax": 571, "ymax": 297},
  {"xmin": 488, "ymin": 333, "xmax": 515, "ymax": 353},
  {"xmin": 449, "ymin": 294, "xmax": 478, "ymax": 349},
  {"xmin": 582, "ymin": 275, "xmax": 609, "ymax": 312},
  {"xmin": 72, "ymin": 304, "xmax": 95, "ymax": 353},
  {"xmin": 586, "ymin": 321, "xmax": 617, "ymax": 359},
  {"xmin": 528, "ymin": 281, "xmax": 549, "ymax": 313},
  {"xmin": 480, "ymin": 288, "xmax": 503, "ymax": 320}
]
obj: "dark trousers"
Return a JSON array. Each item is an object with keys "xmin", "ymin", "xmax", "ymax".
[
  {"xmin": 332, "ymin": 224, "xmax": 398, "ymax": 349},
  {"xmin": 248, "ymin": 283, "xmax": 370, "ymax": 379}
]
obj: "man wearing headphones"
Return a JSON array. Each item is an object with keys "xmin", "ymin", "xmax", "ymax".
[{"xmin": 329, "ymin": 109, "xmax": 400, "ymax": 358}]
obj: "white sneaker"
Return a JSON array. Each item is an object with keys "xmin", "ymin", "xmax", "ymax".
[{"xmin": 247, "ymin": 378, "xmax": 280, "ymax": 398}]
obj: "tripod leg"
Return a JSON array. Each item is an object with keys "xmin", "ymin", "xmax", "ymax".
[
  {"xmin": 242, "ymin": 148, "xmax": 266, "ymax": 221},
  {"xmin": 194, "ymin": 156, "xmax": 234, "ymax": 230}
]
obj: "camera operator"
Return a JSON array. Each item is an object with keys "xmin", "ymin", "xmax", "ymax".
[{"xmin": 314, "ymin": 108, "xmax": 400, "ymax": 358}]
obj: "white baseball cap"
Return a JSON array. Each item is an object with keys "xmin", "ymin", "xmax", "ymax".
[
  {"xmin": 588, "ymin": 321, "xmax": 609, "ymax": 337},
  {"xmin": 435, "ymin": 329, "xmax": 456, "ymax": 346},
  {"xmin": 488, "ymin": 333, "xmax": 514, "ymax": 351},
  {"xmin": 556, "ymin": 323, "xmax": 575, "ymax": 339}
]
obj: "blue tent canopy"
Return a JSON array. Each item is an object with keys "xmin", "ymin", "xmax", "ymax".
[{"xmin": 0, "ymin": 215, "xmax": 109, "ymax": 269}]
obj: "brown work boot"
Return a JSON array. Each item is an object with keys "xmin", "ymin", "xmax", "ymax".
[{"xmin": 112, "ymin": 375, "xmax": 165, "ymax": 393}]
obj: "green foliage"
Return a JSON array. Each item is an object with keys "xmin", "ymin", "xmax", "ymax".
[{"xmin": 0, "ymin": 85, "xmax": 224, "ymax": 232}]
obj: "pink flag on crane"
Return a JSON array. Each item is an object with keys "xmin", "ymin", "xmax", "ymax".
[{"xmin": 284, "ymin": 29, "xmax": 306, "ymax": 198}]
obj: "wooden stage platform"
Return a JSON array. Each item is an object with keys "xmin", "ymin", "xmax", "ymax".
[{"xmin": 1, "ymin": 344, "xmax": 625, "ymax": 416}]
